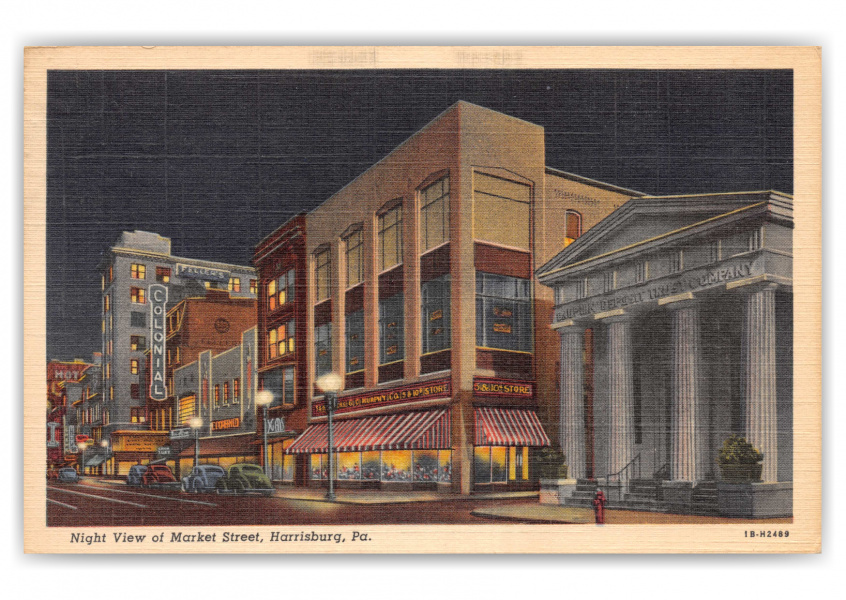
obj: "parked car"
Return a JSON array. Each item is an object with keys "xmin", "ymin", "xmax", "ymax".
[
  {"xmin": 181, "ymin": 465, "xmax": 226, "ymax": 494},
  {"xmin": 126, "ymin": 464, "xmax": 148, "ymax": 486},
  {"xmin": 54, "ymin": 467, "xmax": 79, "ymax": 483},
  {"xmin": 214, "ymin": 463, "xmax": 274, "ymax": 496},
  {"xmin": 141, "ymin": 464, "xmax": 178, "ymax": 487}
]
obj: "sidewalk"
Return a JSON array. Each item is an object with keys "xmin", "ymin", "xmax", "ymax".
[{"xmin": 274, "ymin": 487, "xmax": 539, "ymax": 505}]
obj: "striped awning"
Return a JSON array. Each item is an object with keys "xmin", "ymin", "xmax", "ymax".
[
  {"xmin": 474, "ymin": 407, "xmax": 550, "ymax": 447},
  {"xmin": 286, "ymin": 409, "xmax": 450, "ymax": 454}
]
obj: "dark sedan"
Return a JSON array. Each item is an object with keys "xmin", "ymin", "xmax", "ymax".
[
  {"xmin": 214, "ymin": 464, "xmax": 274, "ymax": 496},
  {"xmin": 181, "ymin": 465, "xmax": 226, "ymax": 494}
]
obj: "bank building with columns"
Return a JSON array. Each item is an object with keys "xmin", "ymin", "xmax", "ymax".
[{"xmin": 536, "ymin": 190, "xmax": 793, "ymax": 517}]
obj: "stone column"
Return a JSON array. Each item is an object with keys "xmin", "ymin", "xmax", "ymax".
[
  {"xmin": 666, "ymin": 300, "xmax": 703, "ymax": 482},
  {"xmin": 558, "ymin": 326, "xmax": 586, "ymax": 480},
  {"xmin": 604, "ymin": 314, "xmax": 635, "ymax": 483},
  {"xmin": 743, "ymin": 284, "xmax": 778, "ymax": 482}
]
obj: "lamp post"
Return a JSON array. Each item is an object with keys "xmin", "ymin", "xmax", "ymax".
[
  {"xmin": 189, "ymin": 417, "xmax": 203, "ymax": 469},
  {"xmin": 100, "ymin": 439, "xmax": 110, "ymax": 477},
  {"xmin": 316, "ymin": 373, "xmax": 343, "ymax": 501},
  {"xmin": 255, "ymin": 390, "xmax": 274, "ymax": 479},
  {"xmin": 77, "ymin": 441, "xmax": 89, "ymax": 477}
]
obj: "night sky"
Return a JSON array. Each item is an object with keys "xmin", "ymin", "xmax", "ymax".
[{"xmin": 47, "ymin": 69, "xmax": 793, "ymax": 361}]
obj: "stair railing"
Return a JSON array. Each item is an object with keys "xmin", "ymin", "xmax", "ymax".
[{"xmin": 602, "ymin": 453, "xmax": 641, "ymax": 485}]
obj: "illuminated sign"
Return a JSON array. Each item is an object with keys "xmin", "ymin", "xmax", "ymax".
[
  {"xmin": 46, "ymin": 422, "xmax": 60, "ymax": 448},
  {"xmin": 312, "ymin": 378, "xmax": 451, "ymax": 417},
  {"xmin": 170, "ymin": 427, "xmax": 192, "ymax": 441},
  {"xmin": 149, "ymin": 284, "xmax": 168, "ymax": 401},
  {"xmin": 473, "ymin": 377, "xmax": 534, "ymax": 399},
  {"xmin": 212, "ymin": 417, "xmax": 241, "ymax": 432},
  {"xmin": 175, "ymin": 264, "xmax": 229, "ymax": 282},
  {"xmin": 265, "ymin": 416, "xmax": 286, "ymax": 435}
]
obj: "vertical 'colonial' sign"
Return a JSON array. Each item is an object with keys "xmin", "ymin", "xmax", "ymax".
[{"xmin": 149, "ymin": 284, "xmax": 168, "ymax": 400}]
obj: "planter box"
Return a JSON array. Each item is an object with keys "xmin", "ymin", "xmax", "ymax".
[
  {"xmin": 717, "ymin": 482, "xmax": 793, "ymax": 518},
  {"xmin": 539, "ymin": 478, "xmax": 577, "ymax": 505},
  {"xmin": 718, "ymin": 463, "xmax": 763, "ymax": 483}
]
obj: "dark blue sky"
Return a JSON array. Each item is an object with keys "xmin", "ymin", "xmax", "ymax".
[{"xmin": 46, "ymin": 69, "xmax": 792, "ymax": 360}]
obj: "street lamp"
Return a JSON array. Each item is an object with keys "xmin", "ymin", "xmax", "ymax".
[
  {"xmin": 189, "ymin": 417, "xmax": 203, "ymax": 469},
  {"xmin": 100, "ymin": 439, "xmax": 110, "ymax": 477},
  {"xmin": 316, "ymin": 372, "xmax": 343, "ymax": 501},
  {"xmin": 255, "ymin": 390, "xmax": 274, "ymax": 479},
  {"xmin": 77, "ymin": 441, "xmax": 89, "ymax": 477}
]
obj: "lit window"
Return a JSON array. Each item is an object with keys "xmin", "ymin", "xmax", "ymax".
[
  {"xmin": 314, "ymin": 323, "xmax": 332, "ymax": 379},
  {"xmin": 378, "ymin": 203, "xmax": 403, "ymax": 271},
  {"xmin": 109, "ymin": 387, "xmax": 114, "ymax": 401},
  {"xmin": 473, "ymin": 173, "xmax": 530, "ymax": 250},
  {"xmin": 204, "ymin": 281, "xmax": 212, "ymax": 289},
  {"xmin": 315, "ymin": 248, "xmax": 331, "ymax": 302},
  {"xmin": 249, "ymin": 279, "xmax": 257, "ymax": 294},
  {"xmin": 476, "ymin": 272, "xmax": 532, "ymax": 352},
  {"xmin": 214, "ymin": 384, "xmax": 220, "ymax": 408},
  {"xmin": 103, "ymin": 294, "xmax": 110, "ymax": 312},
  {"xmin": 130, "ymin": 359, "xmax": 139, "ymax": 375},
  {"xmin": 268, "ymin": 269, "xmax": 295, "ymax": 312},
  {"xmin": 156, "ymin": 266, "xmax": 171, "ymax": 283},
  {"xmin": 228, "ymin": 277, "xmax": 241, "ymax": 292},
  {"xmin": 131, "ymin": 264, "xmax": 146, "ymax": 279},
  {"xmin": 104, "ymin": 363, "xmax": 111, "ymax": 378},
  {"xmin": 421, "ymin": 177, "xmax": 449, "ymax": 251},
  {"xmin": 130, "ymin": 335, "xmax": 146, "ymax": 351},
  {"xmin": 564, "ymin": 210, "xmax": 582, "ymax": 247},
  {"xmin": 130, "ymin": 287, "xmax": 146, "ymax": 304},
  {"xmin": 379, "ymin": 293, "xmax": 404, "ymax": 364},
  {"xmin": 130, "ymin": 407, "xmax": 145, "ymax": 423},
  {"xmin": 345, "ymin": 228, "xmax": 364, "ymax": 287},
  {"xmin": 267, "ymin": 319, "xmax": 296, "ymax": 360},
  {"xmin": 108, "ymin": 265, "xmax": 113, "ymax": 282},
  {"xmin": 233, "ymin": 378, "xmax": 240, "ymax": 404},
  {"xmin": 346, "ymin": 310, "xmax": 365, "ymax": 373},
  {"xmin": 223, "ymin": 381, "xmax": 230, "ymax": 405},
  {"xmin": 422, "ymin": 275, "xmax": 451, "ymax": 354}
]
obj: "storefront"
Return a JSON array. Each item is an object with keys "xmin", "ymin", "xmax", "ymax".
[
  {"xmin": 107, "ymin": 431, "xmax": 169, "ymax": 476},
  {"xmin": 177, "ymin": 432, "xmax": 259, "ymax": 473},
  {"xmin": 263, "ymin": 415, "xmax": 300, "ymax": 483},
  {"xmin": 472, "ymin": 406, "xmax": 550, "ymax": 488}
]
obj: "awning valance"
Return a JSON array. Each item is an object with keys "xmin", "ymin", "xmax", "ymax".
[
  {"xmin": 287, "ymin": 409, "xmax": 450, "ymax": 454},
  {"xmin": 178, "ymin": 433, "xmax": 259, "ymax": 458},
  {"xmin": 474, "ymin": 407, "xmax": 550, "ymax": 447}
]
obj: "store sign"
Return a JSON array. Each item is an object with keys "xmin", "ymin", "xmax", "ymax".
[
  {"xmin": 47, "ymin": 422, "xmax": 60, "ymax": 448},
  {"xmin": 212, "ymin": 417, "xmax": 241, "ymax": 432},
  {"xmin": 156, "ymin": 446, "xmax": 173, "ymax": 457},
  {"xmin": 473, "ymin": 377, "xmax": 534, "ymax": 399},
  {"xmin": 170, "ymin": 427, "xmax": 192, "ymax": 441},
  {"xmin": 176, "ymin": 264, "xmax": 229, "ymax": 282},
  {"xmin": 265, "ymin": 416, "xmax": 286, "ymax": 435},
  {"xmin": 312, "ymin": 378, "xmax": 451, "ymax": 417},
  {"xmin": 149, "ymin": 284, "xmax": 168, "ymax": 401},
  {"xmin": 113, "ymin": 435, "xmax": 163, "ymax": 453}
]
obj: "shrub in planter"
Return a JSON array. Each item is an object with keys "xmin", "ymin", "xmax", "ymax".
[
  {"xmin": 535, "ymin": 448, "xmax": 569, "ymax": 480},
  {"xmin": 717, "ymin": 435, "xmax": 763, "ymax": 482}
]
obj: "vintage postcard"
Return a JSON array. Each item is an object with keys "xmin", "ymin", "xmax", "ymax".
[{"xmin": 23, "ymin": 46, "xmax": 821, "ymax": 553}]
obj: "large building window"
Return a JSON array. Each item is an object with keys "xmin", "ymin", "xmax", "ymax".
[
  {"xmin": 564, "ymin": 210, "xmax": 582, "ymax": 247},
  {"xmin": 103, "ymin": 294, "xmax": 110, "ymax": 312},
  {"xmin": 345, "ymin": 228, "xmax": 364, "ymax": 287},
  {"xmin": 267, "ymin": 319, "xmax": 295, "ymax": 360},
  {"xmin": 473, "ymin": 173, "xmax": 531, "ymax": 250},
  {"xmin": 233, "ymin": 378, "xmax": 240, "ymax": 404},
  {"xmin": 156, "ymin": 266, "xmax": 171, "ymax": 282},
  {"xmin": 130, "ymin": 287, "xmax": 146, "ymax": 304},
  {"xmin": 260, "ymin": 367, "xmax": 295, "ymax": 406},
  {"xmin": 476, "ymin": 272, "xmax": 532, "ymax": 352},
  {"xmin": 422, "ymin": 275, "xmax": 451, "ymax": 354},
  {"xmin": 346, "ymin": 310, "xmax": 365, "ymax": 373},
  {"xmin": 378, "ymin": 203, "xmax": 403, "ymax": 272},
  {"xmin": 130, "ymin": 335, "xmax": 146, "ymax": 351},
  {"xmin": 420, "ymin": 177, "xmax": 449, "ymax": 251},
  {"xmin": 314, "ymin": 322, "xmax": 332, "ymax": 379},
  {"xmin": 131, "ymin": 263, "xmax": 146, "ymax": 279},
  {"xmin": 228, "ymin": 277, "xmax": 241, "ymax": 292},
  {"xmin": 268, "ymin": 269, "xmax": 295, "ymax": 311},
  {"xmin": 315, "ymin": 249, "xmax": 331, "ymax": 302},
  {"xmin": 379, "ymin": 293, "xmax": 404, "ymax": 364}
]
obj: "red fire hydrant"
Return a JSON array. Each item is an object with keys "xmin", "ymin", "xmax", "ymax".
[{"xmin": 592, "ymin": 489, "xmax": 607, "ymax": 525}]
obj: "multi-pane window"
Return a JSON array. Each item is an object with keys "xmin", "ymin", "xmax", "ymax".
[
  {"xmin": 233, "ymin": 378, "xmax": 240, "ymax": 404},
  {"xmin": 223, "ymin": 381, "xmax": 230, "ymax": 405},
  {"xmin": 104, "ymin": 363, "xmax": 111, "ymax": 378},
  {"xmin": 314, "ymin": 323, "xmax": 332, "ymax": 379},
  {"xmin": 378, "ymin": 204, "xmax": 403, "ymax": 271},
  {"xmin": 379, "ymin": 293, "xmax": 405, "ymax": 364},
  {"xmin": 130, "ymin": 287, "xmax": 146, "ymax": 304},
  {"xmin": 422, "ymin": 275, "xmax": 451, "ymax": 354},
  {"xmin": 156, "ymin": 266, "xmax": 171, "ymax": 282},
  {"xmin": 267, "ymin": 320, "xmax": 295, "ymax": 360},
  {"xmin": 130, "ymin": 335, "xmax": 146, "ymax": 351},
  {"xmin": 228, "ymin": 277, "xmax": 241, "ymax": 292},
  {"xmin": 420, "ymin": 177, "xmax": 450, "ymax": 251},
  {"xmin": 268, "ymin": 269, "xmax": 295, "ymax": 311},
  {"xmin": 249, "ymin": 279, "xmax": 257, "ymax": 294},
  {"xmin": 103, "ymin": 294, "xmax": 110, "ymax": 312},
  {"xmin": 346, "ymin": 310, "xmax": 365, "ymax": 373},
  {"xmin": 564, "ymin": 210, "xmax": 582, "ymax": 247},
  {"xmin": 315, "ymin": 249, "xmax": 331, "ymax": 302},
  {"xmin": 131, "ymin": 264, "xmax": 146, "ymax": 279},
  {"xmin": 130, "ymin": 384, "xmax": 140, "ymax": 399},
  {"xmin": 260, "ymin": 367, "xmax": 296, "ymax": 406},
  {"xmin": 130, "ymin": 311, "xmax": 146, "ymax": 328},
  {"xmin": 476, "ymin": 272, "xmax": 532, "ymax": 353},
  {"xmin": 345, "ymin": 228, "xmax": 364, "ymax": 287},
  {"xmin": 130, "ymin": 359, "xmax": 139, "ymax": 374},
  {"xmin": 130, "ymin": 407, "xmax": 145, "ymax": 423},
  {"xmin": 474, "ymin": 173, "xmax": 531, "ymax": 250},
  {"xmin": 214, "ymin": 385, "xmax": 221, "ymax": 409}
]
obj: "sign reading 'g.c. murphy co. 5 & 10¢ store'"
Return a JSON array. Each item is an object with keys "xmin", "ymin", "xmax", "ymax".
[{"xmin": 149, "ymin": 284, "xmax": 168, "ymax": 401}]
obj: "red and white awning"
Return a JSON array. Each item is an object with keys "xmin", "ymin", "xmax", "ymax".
[
  {"xmin": 286, "ymin": 409, "xmax": 451, "ymax": 454},
  {"xmin": 474, "ymin": 407, "xmax": 550, "ymax": 447}
]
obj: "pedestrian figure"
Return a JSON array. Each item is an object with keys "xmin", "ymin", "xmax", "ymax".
[{"xmin": 593, "ymin": 489, "xmax": 607, "ymax": 525}]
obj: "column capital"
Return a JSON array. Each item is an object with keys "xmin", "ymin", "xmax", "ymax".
[
  {"xmin": 594, "ymin": 308, "xmax": 632, "ymax": 324},
  {"xmin": 552, "ymin": 318, "xmax": 589, "ymax": 333},
  {"xmin": 726, "ymin": 275, "xmax": 786, "ymax": 294},
  {"xmin": 658, "ymin": 291, "xmax": 701, "ymax": 311}
]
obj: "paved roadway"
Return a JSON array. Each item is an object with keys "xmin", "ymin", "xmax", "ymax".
[{"xmin": 46, "ymin": 480, "xmax": 529, "ymax": 527}]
